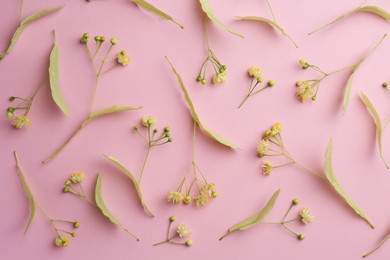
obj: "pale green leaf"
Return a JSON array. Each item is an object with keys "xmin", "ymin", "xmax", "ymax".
[
  {"xmin": 355, "ymin": 6, "xmax": 390, "ymax": 21},
  {"xmin": 165, "ymin": 56, "xmax": 239, "ymax": 149},
  {"xmin": 83, "ymin": 106, "xmax": 142, "ymax": 127},
  {"xmin": 103, "ymin": 155, "xmax": 155, "ymax": 217},
  {"xmin": 130, "ymin": 0, "xmax": 184, "ymax": 29},
  {"xmin": 236, "ymin": 16, "xmax": 298, "ymax": 48},
  {"xmin": 14, "ymin": 151, "xmax": 36, "ymax": 235},
  {"xmin": 324, "ymin": 138, "xmax": 375, "ymax": 228},
  {"xmin": 95, "ymin": 173, "xmax": 139, "ymax": 241},
  {"xmin": 49, "ymin": 30, "xmax": 69, "ymax": 116},
  {"xmin": 230, "ymin": 189, "xmax": 280, "ymax": 232},
  {"xmin": 4, "ymin": 6, "xmax": 63, "ymax": 56},
  {"xmin": 360, "ymin": 92, "xmax": 389, "ymax": 169},
  {"xmin": 199, "ymin": 0, "xmax": 243, "ymax": 38}
]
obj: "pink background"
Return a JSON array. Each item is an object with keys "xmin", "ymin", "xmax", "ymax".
[{"xmin": 1, "ymin": 0, "xmax": 390, "ymax": 259}]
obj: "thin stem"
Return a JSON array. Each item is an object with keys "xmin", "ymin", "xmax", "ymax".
[
  {"xmin": 363, "ymin": 232, "xmax": 390, "ymax": 258},
  {"xmin": 219, "ymin": 231, "xmax": 234, "ymax": 241},
  {"xmin": 138, "ymin": 145, "xmax": 152, "ymax": 184},
  {"xmin": 282, "ymin": 224, "xmax": 298, "ymax": 236},
  {"xmin": 19, "ymin": 0, "xmax": 24, "ymax": 25},
  {"xmin": 25, "ymin": 77, "xmax": 48, "ymax": 116},
  {"xmin": 266, "ymin": 0, "xmax": 276, "ymax": 23},
  {"xmin": 237, "ymin": 94, "xmax": 250, "ymax": 109},
  {"xmin": 282, "ymin": 204, "xmax": 294, "ymax": 222},
  {"xmin": 89, "ymin": 75, "xmax": 100, "ymax": 115},
  {"xmin": 153, "ymin": 240, "xmax": 169, "ymax": 246},
  {"xmin": 204, "ymin": 14, "xmax": 211, "ymax": 51},
  {"xmin": 192, "ymin": 121, "xmax": 197, "ymax": 163}
]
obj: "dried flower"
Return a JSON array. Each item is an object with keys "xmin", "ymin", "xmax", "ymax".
[
  {"xmin": 11, "ymin": 115, "xmax": 32, "ymax": 129},
  {"xmin": 154, "ymin": 217, "xmax": 193, "ymax": 247},
  {"xmin": 248, "ymin": 66, "xmax": 262, "ymax": 78},
  {"xmin": 117, "ymin": 50, "xmax": 130, "ymax": 65},
  {"xmin": 167, "ymin": 192, "xmax": 184, "ymax": 204},
  {"xmin": 212, "ymin": 71, "xmax": 227, "ymax": 85},
  {"xmin": 261, "ymin": 162, "xmax": 274, "ymax": 176},
  {"xmin": 256, "ymin": 140, "xmax": 269, "ymax": 157},
  {"xmin": 177, "ymin": 224, "xmax": 192, "ymax": 238},
  {"xmin": 194, "ymin": 193, "xmax": 210, "ymax": 207},
  {"xmin": 296, "ymin": 81, "xmax": 314, "ymax": 102},
  {"xmin": 70, "ymin": 172, "xmax": 84, "ymax": 184},
  {"xmin": 141, "ymin": 115, "xmax": 156, "ymax": 127},
  {"xmin": 300, "ymin": 208, "xmax": 314, "ymax": 224},
  {"xmin": 55, "ymin": 235, "xmax": 69, "ymax": 247}
]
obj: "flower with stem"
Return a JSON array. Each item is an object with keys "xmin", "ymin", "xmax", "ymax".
[
  {"xmin": 42, "ymin": 34, "xmax": 141, "ymax": 164},
  {"xmin": 153, "ymin": 216, "xmax": 193, "ymax": 247},
  {"xmin": 167, "ymin": 121, "xmax": 217, "ymax": 207},
  {"xmin": 196, "ymin": 16, "xmax": 227, "ymax": 86},
  {"xmin": 14, "ymin": 151, "xmax": 80, "ymax": 247},
  {"xmin": 238, "ymin": 66, "xmax": 275, "ymax": 109}
]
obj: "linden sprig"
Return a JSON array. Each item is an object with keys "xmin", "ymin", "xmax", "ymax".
[
  {"xmin": 105, "ymin": 116, "xmax": 172, "ymax": 217},
  {"xmin": 238, "ymin": 66, "xmax": 275, "ymax": 109},
  {"xmin": 153, "ymin": 216, "xmax": 193, "ymax": 247},
  {"xmin": 196, "ymin": 18, "xmax": 227, "ymax": 86},
  {"xmin": 42, "ymin": 34, "xmax": 141, "ymax": 164},
  {"xmin": 14, "ymin": 151, "xmax": 80, "ymax": 247},
  {"xmin": 220, "ymin": 192, "xmax": 314, "ymax": 241}
]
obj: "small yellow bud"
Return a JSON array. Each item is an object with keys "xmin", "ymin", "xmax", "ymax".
[
  {"xmin": 268, "ymin": 80, "xmax": 275, "ymax": 87},
  {"xmin": 185, "ymin": 240, "xmax": 193, "ymax": 247},
  {"xmin": 184, "ymin": 196, "xmax": 191, "ymax": 204},
  {"xmin": 170, "ymin": 216, "xmax": 176, "ymax": 222},
  {"xmin": 100, "ymin": 36, "xmax": 106, "ymax": 42},
  {"xmin": 83, "ymin": 33, "xmax": 90, "ymax": 39},
  {"xmin": 6, "ymin": 111, "xmax": 13, "ymax": 118},
  {"xmin": 168, "ymin": 138, "xmax": 173, "ymax": 142},
  {"xmin": 110, "ymin": 38, "xmax": 118, "ymax": 45},
  {"xmin": 298, "ymin": 234, "xmax": 305, "ymax": 240},
  {"xmin": 9, "ymin": 96, "xmax": 16, "ymax": 101},
  {"xmin": 164, "ymin": 126, "xmax": 171, "ymax": 132},
  {"xmin": 197, "ymin": 76, "xmax": 202, "ymax": 82},
  {"xmin": 133, "ymin": 125, "xmax": 139, "ymax": 130},
  {"xmin": 153, "ymin": 128, "xmax": 158, "ymax": 133},
  {"xmin": 65, "ymin": 180, "xmax": 71, "ymax": 186},
  {"xmin": 382, "ymin": 82, "xmax": 389, "ymax": 88},
  {"xmin": 71, "ymin": 232, "xmax": 76, "ymax": 237},
  {"xmin": 62, "ymin": 241, "xmax": 68, "ymax": 247},
  {"xmin": 292, "ymin": 199, "xmax": 300, "ymax": 205},
  {"xmin": 63, "ymin": 187, "xmax": 70, "ymax": 193},
  {"xmin": 201, "ymin": 79, "xmax": 206, "ymax": 85},
  {"xmin": 94, "ymin": 36, "xmax": 101, "ymax": 42},
  {"xmin": 73, "ymin": 222, "xmax": 81, "ymax": 228},
  {"xmin": 211, "ymin": 192, "xmax": 218, "ymax": 198}
]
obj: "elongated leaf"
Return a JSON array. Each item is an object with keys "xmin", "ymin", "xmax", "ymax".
[
  {"xmin": 324, "ymin": 138, "xmax": 375, "ymax": 228},
  {"xmin": 49, "ymin": 30, "xmax": 69, "ymax": 116},
  {"xmin": 4, "ymin": 6, "xmax": 63, "ymax": 56},
  {"xmin": 199, "ymin": 0, "xmax": 243, "ymax": 38},
  {"xmin": 229, "ymin": 189, "xmax": 280, "ymax": 232},
  {"xmin": 104, "ymin": 155, "xmax": 154, "ymax": 217},
  {"xmin": 165, "ymin": 57, "xmax": 239, "ymax": 149},
  {"xmin": 83, "ymin": 106, "xmax": 142, "ymax": 126},
  {"xmin": 360, "ymin": 92, "xmax": 389, "ymax": 169},
  {"xmin": 95, "ymin": 173, "xmax": 139, "ymax": 241},
  {"xmin": 355, "ymin": 6, "xmax": 390, "ymax": 21},
  {"xmin": 130, "ymin": 0, "xmax": 184, "ymax": 29},
  {"xmin": 14, "ymin": 151, "xmax": 36, "ymax": 235},
  {"xmin": 236, "ymin": 16, "xmax": 298, "ymax": 48}
]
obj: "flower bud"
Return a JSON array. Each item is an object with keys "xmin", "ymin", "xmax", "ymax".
[
  {"xmin": 292, "ymin": 199, "xmax": 300, "ymax": 205},
  {"xmin": 186, "ymin": 240, "xmax": 193, "ymax": 247},
  {"xmin": 382, "ymin": 82, "xmax": 389, "ymax": 88},
  {"xmin": 110, "ymin": 38, "xmax": 118, "ymax": 45},
  {"xmin": 211, "ymin": 192, "xmax": 218, "ymax": 198},
  {"xmin": 7, "ymin": 107, "xmax": 15, "ymax": 113},
  {"xmin": 83, "ymin": 33, "xmax": 90, "ymax": 39},
  {"xmin": 184, "ymin": 196, "xmax": 191, "ymax": 204},
  {"xmin": 311, "ymin": 95, "xmax": 316, "ymax": 101},
  {"xmin": 197, "ymin": 76, "xmax": 202, "ymax": 82},
  {"xmin": 170, "ymin": 216, "xmax": 176, "ymax": 222},
  {"xmin": 164, "ymin": 126, "xmax": 171, "ymax": 132},
  {"xmin": 62, "ymin": 241, "xmax": 68, "ymax": 247},
  {"xmin": 6, "ymin": 111, "xmax": 13, "ymax": 118},
  {"xmin": 73, "ymin": 222, "xmax": 81, "ymax": 228},
  {"xmin": 65, "ymin": 180, "xmax": 71, "ymax": 186},
  {"xmin": 63, "ymin": 187, "xmax": 70, "ymax": 193},
  {"xmin": 71, "ymin": 232, "xmax": 76, "ymax": 237},
  {"xmin": 94, "ymin": 36, "xmax": 101, "ymax": 42},
  {"xmin": 133, "ymin": 125, "xmax": 139, "ymax": 130},
  {"xmin": 268, "ymin": 80, "xmax": 275, "ymax": 87},
  {"xmin": 9, "ymin": 96, "xmax": 16, "ymax": 101},
  {"xmin": 201, "ymin": 79, "xmax": 206, "ymax": 85},
  {"xmin": 168, "ymin": 138, "xmax": 173, "ymax": 142},
  {"xmin": 100, "ymin": 36, "xmax": 106, "ymax": 42},
  {"xmin": 297, "ymin": 234, "xmax": 305, "ymax": 240}
]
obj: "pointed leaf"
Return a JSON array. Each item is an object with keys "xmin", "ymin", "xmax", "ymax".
[
  {"xmin": 355, "ymin": 6, "xmax": 390, "ymax": 21},
  {"xmin": 14, "ymin": 151, "xmax": 36, "ymax": 235},
  {"xmin": 360, "ymin": 92, "xmax": 389, "ymax": 169},
  {"xmin": 199, "ymin": 0, "xmax": 243, "ymax": 38},
  {"xmin": 130, "ymin": 0, "xmax": 184, "ymax": 29},
  {"xmin": 95, "ymin": 173, "xmax": 139, "ymax": 241},
  {"xmin": 229, "ymin": 189, "xmax": 280, "ymax": 232},
  {"xmin": 342, "ymin": 65, "xmax": 358, "ymax": 114},
  {"xmin": 165, "ymin": 56, "xmax": 239, "ymax": 149},
  {"xmin": 324, "ymin": 138, "xmax": 375, "ymax": 228},
  {"xmin": 83, "ymin": 106, "xmax": 142, "ymax": 127},
  {"xmin": 104, "ymin": 155, "xmax": 154, "ymax": 217},
  {"xmin": 49, "ymin": 30, "xmax": 69, "ymax": 116},
  {"xmin": 236, "ymin": 16, "xmax": 298, "ymax": 48},
  {"xmin": 4, "ymin": 6, "xmax": 63, "ymax": 55}
]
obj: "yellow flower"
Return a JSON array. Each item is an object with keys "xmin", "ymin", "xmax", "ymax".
[
  {"xmin": 213, "ymin": 71, "xmax": 227, "ymax": 85},
  {"xmin": 300, "ymin": 208, "xmax": 314, "ymax": 224},
  {"xmin": 141, "ymin": 115, "xmax": 156, "ymax": 127},
  {"xmin": 261, "ymin": 162, "xmax": 273, "ymax": 176},
  {"xmin": 248, "ymin": 66, "xmax": 262, "ymax": 78},
  {"xmin": 117, "ymin": 50, "xmax": 130, "ymax": 65},
  {"xmin": 296, "ymin": 81, "xmax": 314, "ymax": 102},
  {"xmin": 70, "ymin": 172, "xmax": 84, "ymax": 184},
  {"xmin": 167, "ymin": 192, "xmax": 184, "ymax": 204},
  {"xmin": 55, "ymin": 235, "xmax": 69, "ymax": 247},
  {"xmin": 177, "ymin": 224, "xmax": 192, "ymax": 238},
  {"xmin": 256, "ymin": 140, "xmax": 269, "ymax": 158},
  {"xmin": 299, "ymin": 58, "xmax": 309, "ymax": 69},
  {"xmin": 11, "ymin": 116, "xmax": 32, "ymax": 129},
  {"xmin": 194, "ymin": 193, "xmax": 210, "ymax": 207},
  {"xmin": 271, "ymin": 123, "xmax": 282, "ymax": 134}
]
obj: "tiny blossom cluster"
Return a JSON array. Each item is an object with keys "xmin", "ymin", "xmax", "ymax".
[
  {"xmin": 300, "ymin": 208, "xmax": 314, "ymax": 224},
  {"xmin": 197, "ymin": 49, "xmax": 227, "ymax": 86},
  {"xmin": 167, "ymin": 182, "xmax": 217, "ymax": 208},
  {"xmin": 154, "ymin": 216, "xmax": 193, "ymax": 247}
]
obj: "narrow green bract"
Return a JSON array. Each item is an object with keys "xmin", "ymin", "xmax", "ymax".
[
  {"xmin": 130, "ymin": 0, "xmax": 184, "ymax": 29},
  {"xmin": 83, "ymin": 106, "xmax": 143, "ymax": 126},
  {"xmin": 3, "ymin": 6, "xmax": 63, "ymax": 57},
  {"xmin": 49, "ymin": 30, "xmax": 70, "ymax": 116},
  {"xmin": 199, "ymin": 0, "xmax": 243, "ymax": 38},
  {"xmin": 14, "ymin": 151, "xmax": 36, "ymax": 235},
  {"xmin": 324, "ymin": 138, "xmax": 375, "ymax": 229},
  {"xmin": 104, "ymin": 155, "xmax": 155, "ymax": 217},
  {"xmin": 165, "ymin": 56, "xmax": 239, "ymax": 149},
  {"xmin": 360, "ymin": 92, "xmax": 389, "ymax": 169},
  {"xmin": 355, "ymin": 6, "xmax": 390, "ymax": 21}
]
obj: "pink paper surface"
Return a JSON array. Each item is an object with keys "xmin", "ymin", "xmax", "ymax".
[{"xmin": 1, "ymin": 0, "xmax": 390, "ymax": 259}]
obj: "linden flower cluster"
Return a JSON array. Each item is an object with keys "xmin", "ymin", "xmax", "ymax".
[
  {"xmin": 238, "ymin": 66, "xmax": 275, "ymax": 109},
  {"xmin": 53, "ymin": 220, "xmax": 80, "ymax": 247},
  {"xmin": 62, "ymin": 172, "xmax": 96, "ymax": 206},
  {"xmin": 153, "ymin": 216, "xmax": 193, "ymax": 247},
  {"xmin": 6, "ymin": 94, "xmax": 37, "ymax": 129},
  {"xmin": 257, "ymin": 122, "xmax": 324, "ymax": 179},
  {"xmin": 197, "ymin": 49, "xmax": 227, "ymax": 86}
]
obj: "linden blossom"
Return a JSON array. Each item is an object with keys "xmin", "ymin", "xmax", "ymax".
[{"xmin": 153, "ymin": 216, "xmax": 193, "ymax": 247}]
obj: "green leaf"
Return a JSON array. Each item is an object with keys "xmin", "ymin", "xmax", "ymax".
[
  {"xmin": 83, "ymin": 106, "xmax": 142, "ymax": 127},
  {"xmin": 360, "ymin": 92, "xmax": 389, "ymax": 169},
  {"xmin": 199, "ymin": 0, "xmax": 243, "ymax": 38},
  {"xmin": 3, "ymin": 6, "xmax": 63, "ymax": 57},
  {"xmin": 95, "ymin": 173, "xmax": 140, "ymax": 241},
  {"xmin": 236, "ymin": 16, "xmax": 298, "ymax": 48},
  {"xmin": 324, "ymin": 138, "xmax": 375, "ymax": 229},
  {"xmin": 220, "ymin": 189, "xmax": 280, "ymax": 240},
  {"xmin": 13, "ymin": 151, "xmax": 36, "ymax": 235},
  {"xmin": 355, "ymin": 6, "xmax": 390, "ymax": 21},
  {"xmin": 165, "ymin": 56, "xmax": 239, "ymax": 149},
  {"xmin": 49, "ymin": 30, "xmax": 69, "ymax": 116},
  {"xmin": 130, "ymin": 0, "xmax": 184, "ymax": 29},
  {"xmin": 103, "ymin": 155, "xmax": 155, "ymax": 217}
]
